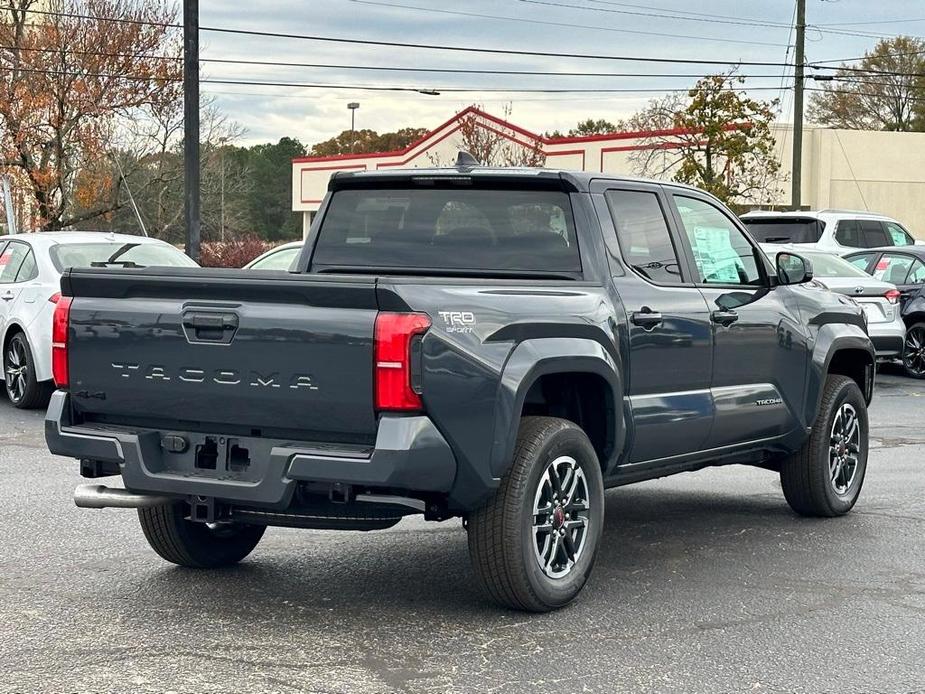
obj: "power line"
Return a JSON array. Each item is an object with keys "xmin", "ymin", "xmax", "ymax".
[
  {"xmin": 12, "ymin": 6, "xmax": 799, "ymax": 68},
  {"xmin": 352, "ymin": 0, "xmax": 788, "ymax": 47},
  {"xmin": 519, "ymin": 0, "xmax": 789, "ymax": 29}
]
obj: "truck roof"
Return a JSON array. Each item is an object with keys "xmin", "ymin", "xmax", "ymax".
[{"xmin": 328, "ymin": 166, "xmax": 702, "ymax": 195}]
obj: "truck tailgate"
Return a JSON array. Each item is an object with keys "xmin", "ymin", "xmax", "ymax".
[{"xmin": 63, "ymin": 268, "xmax": 379, "ymax": 441}]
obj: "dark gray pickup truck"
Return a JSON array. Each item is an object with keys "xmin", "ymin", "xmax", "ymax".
[{"xmin": 46, "ymin": 163, "xmax": 875, "ymax": 611}]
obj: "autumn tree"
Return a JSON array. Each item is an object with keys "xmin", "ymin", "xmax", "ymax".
[
  {"xmin": 629, "ymin": 73, "xmax": 782, "ymax": 206},
  {"xmin": 808, "ymin": 36, "xmax": 925, "ymax": 131},
  {"xmin": 0, "ymin": 0, "xmax": 182, "ymax": 230},
  {"xmin": 310, "ymin": 127, "xmax": 427, "ymax": 156}
]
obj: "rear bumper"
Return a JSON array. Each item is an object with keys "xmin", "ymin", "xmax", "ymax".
[
  {"xmin": 45, "ymin": 391, "xmax": 457, "ymax": 509},
  {"xmin": 867, "ymin": 320, "xmax": 906, "ymax": 358}
]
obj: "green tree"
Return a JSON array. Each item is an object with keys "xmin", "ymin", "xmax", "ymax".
[
  {"xmin": 629, "ymin": 72, "xmax": 782, "ymax": 206},
  {"xmin": 309, "ymin": 127, "xmax": 427, "ymax": 156},
  {"xmin": 568, "ymin": 118, "xmax": 619, "ymax": 136},
  {"xmin": 239, "ymin": 137, "xmax": 306, "ymax": 240},
  {"xmin": 809, "ymin": 36, "xmax": 925, "ymax": 132}
]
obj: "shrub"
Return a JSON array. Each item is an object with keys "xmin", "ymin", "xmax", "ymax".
[{"xmin": 199, "ymin": 235, "xmax": 271, "ymax": 268}]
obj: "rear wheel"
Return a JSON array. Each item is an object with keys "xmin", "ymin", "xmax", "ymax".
[
  {"xmin": 4, "ymin": 332, "xmax": 50, "ymax": 409},
  {"xmin": 467, "ymin": 416, "xmax": 604, "ymax": 612},
  {"xmin": 138, "ymin": 502, "xmax": 265, "ymax": 568},
  {"xmin": 902, "ymin": 322, "xmax": 925, "ymax": 378},
  {"xmin": 780, "ymin": 375, "xmax": 868, "ymax": 517}
]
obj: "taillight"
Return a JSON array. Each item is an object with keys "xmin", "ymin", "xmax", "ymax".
[
  {"xmin": 48, "ymin": 292, "xmax": 61, "ymax": 304},
  {"xmin": 52, "ymin": 296, "xmax": 72, "ymax": 388},
  {"xmin": 374, "ymin": 312, "xmax": 430, "ymax": 412},
  {"xmin": 885, "ymin": 289, "xmax": 901, "ymax": 304}
]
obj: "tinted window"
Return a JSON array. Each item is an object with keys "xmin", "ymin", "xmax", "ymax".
[
  {"xmin": 884, "ymin": 221, "xmax": 914, "ymax": 246},
  {"xmin": 742, "ymin": 218, "xmax": 824, "ymax": 244},
  {"xmin": 312, "ymin": 188, "xmax": 580, "ymax": 274},
  {"xmin": 874, "ymin": 253, "xmax": 914, "ymax": 284},
  {"xmin": 605, "ymin": 190, "xmax": 681, "ymax": 284},
  {"xmin": 845, "ymin": 252, "xmax": 875, "ymax": 273},
  {"xmin": 908, "ymin": 259, "xmax": 925, "ymax": 284},
  {"xmin": 49, "ymin": 242, "xmax": 197, "ymax": 270},
  {"xmin": 0, "ymin": 241, "xmax": 29, "ymax": 283},
  {"xmin": 250, "ymin": 246, "xmax": 301, "ymax": 270},
  {"xmin": 674, "ymin": 196, "xmax": 762, "ymax": 286},
  {"xmin": 835, "ymin": 220, "xmax": 861, "ymax": 247},
  {"xmin": 861, "ymin": 221, "xmax": 889, "ymax": 248}
]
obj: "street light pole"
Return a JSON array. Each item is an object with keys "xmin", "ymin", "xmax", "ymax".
[
  {"xmin": 183, "ymin": 0, "xmax": 200, "ymax": 261},
  {"xmin": 348, "ymin": 102, "xmax": 360, "ymax": 153}
]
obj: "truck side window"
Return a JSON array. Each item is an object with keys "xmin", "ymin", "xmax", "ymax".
[
  {"xmin": 605, "ymin": 190, "xmax": 683, "ymax": 284},
  {"xmin": 672, "ymin": 196, "xmax": 762, "ymax": 286}
]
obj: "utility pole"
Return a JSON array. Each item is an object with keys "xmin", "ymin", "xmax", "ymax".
[
  {"xmin": 184, "ymin": 0, "xmax": 201, "ymax": 262},
  {"xmin": 791, "ymin": 0, "xmax": 806, "ymax": 210}
]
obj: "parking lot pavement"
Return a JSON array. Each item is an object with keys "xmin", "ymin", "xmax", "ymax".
[{"xmin": 1, "ymin": 373, "xmax": 924, "ymax": 694}]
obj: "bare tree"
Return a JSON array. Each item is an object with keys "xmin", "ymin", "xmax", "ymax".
[{"xmin": 430, "ymin": 104, "xmax": 546, "ymax": 167}]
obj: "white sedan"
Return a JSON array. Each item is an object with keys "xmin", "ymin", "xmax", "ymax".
[
  {"xmin": 1, "ymin": 231, "xmax": 197, "ymax": 408},
  {"xmin": 244, "ymin": 240, "xmax": 303, "ymax": 270}
]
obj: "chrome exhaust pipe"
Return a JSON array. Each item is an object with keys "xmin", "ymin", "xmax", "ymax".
[{"xmin": 74, "ymin": 484, "xmax": 173, "ymax": 509}]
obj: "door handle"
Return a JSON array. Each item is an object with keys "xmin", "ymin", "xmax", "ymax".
[
  {"xmin": 711, "ymin": 310, "xmax": 739, "ymax": 326},
  {"xmin": 0, "ymin": 292, "xmax": 14, "ymax": 301},
  {"xmin": 631, "ymin": 309, "xmax": 663, "ymax": 329}
]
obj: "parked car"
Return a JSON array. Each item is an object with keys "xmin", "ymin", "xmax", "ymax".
[
  {"xmin": 741, "ymin": 209, "xmax": 919, "ymax": 253},
  {"xmin": 843, "ymin": 246, "xmax": 925, "ymax": 378},
  {"xmin": 46, "ymin": 165, "xmax": 875, "ymax": 612},
  {"xmin": 244, "ymin": 240, "xmax": 303, "ymax": 270},
  {"xmin": 0, "ymin": 232, "xmax": 197, "ymax": 408},
  {"xmin": 762, "ymin": 244, "xmax": 905, "ymax": 360}
]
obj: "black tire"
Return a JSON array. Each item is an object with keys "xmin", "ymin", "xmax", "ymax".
[
  {"xmin": 137, "ymin": 502, "xmax": 266, "ymax": 568},
  {"xmin": 902, "ymin": 322, "xmax": 925, "ymax": 379},
  {"xmin": 780, "ymin": 374, "xmax": 868, "ymax": 517},
  {"xmin": 3, "ymin": 332, "xmax": 51, "ymax": 409},
  {"xmin": 467, "ymin": 416, "xmax": 605, "ymax": 612}
]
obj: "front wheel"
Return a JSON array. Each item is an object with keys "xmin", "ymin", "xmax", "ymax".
[
  {"xmin": 780, "ymin": 374, "xmax": 869, "ymax": 517},
  {"xmin": 902, "ymin": 322, "xmax": 925, "ymax": 379},
  {"xmin": 138, "ymin": 502, "xmax": 266, "ymax": 568},
  {"xmin": 467, "ymin": 416, "xmax": 604, "ymax": 612}
]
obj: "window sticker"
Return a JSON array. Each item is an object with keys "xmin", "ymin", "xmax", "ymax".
[{"xmin": 689, "ymin": 226, "xmax": 742, "ymax": 283}]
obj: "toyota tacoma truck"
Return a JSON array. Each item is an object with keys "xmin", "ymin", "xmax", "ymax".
[{"xmin": 45, "ymin": 161, "xmax": 875, "ymax": 612}]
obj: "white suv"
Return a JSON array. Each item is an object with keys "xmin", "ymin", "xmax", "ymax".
[{"xmin": 741, "ymin": 209, "xmax": 919, "ymax": 253}]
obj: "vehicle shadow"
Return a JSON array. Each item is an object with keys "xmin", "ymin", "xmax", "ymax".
[{"xmin": 109, "ymin": 478, "xmax": 842, "ymax": 625}]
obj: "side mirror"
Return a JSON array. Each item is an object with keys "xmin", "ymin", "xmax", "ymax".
[{"xmin": 776, "ymin": 251, "xmax": 814, "ymax": 285}]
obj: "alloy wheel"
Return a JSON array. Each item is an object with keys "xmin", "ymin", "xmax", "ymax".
[
  {"xmin": 532, "ymin": 455, "xmax": 591, "ymax": 579},
  {"xmin": 4, "ymin": 339, "xmax": 28, "ymax": 404},
  {"xmin": 903, "ymin": 327, "xmax": 925, "ymax": 377},
  {"xmin": 829, "ymin": 402, "xmax": 861, "ymax": 496}
]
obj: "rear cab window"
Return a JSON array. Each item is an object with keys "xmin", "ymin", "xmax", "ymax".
[
  {"xmin": 310, "ymin": 184, "xmax": 581, "ymax": 277},
  {"xmin": 741, "ymin": 217, "xmax": 825, "ymax": 244}
]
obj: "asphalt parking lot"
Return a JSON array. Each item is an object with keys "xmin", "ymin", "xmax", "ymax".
[{"xmin": 1, "ymin": 371, "xmax": 924, "ymax": 694}]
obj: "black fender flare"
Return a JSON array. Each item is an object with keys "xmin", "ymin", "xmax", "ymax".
[
  {"xmin": 488, "ymin": 337, "xmax": 624, "ymax": 479},
  {"xmin": 806, "ymin": 323, "xmax": 875, "ymax": 427}
]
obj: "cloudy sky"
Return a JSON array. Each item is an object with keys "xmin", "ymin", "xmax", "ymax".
[{"xmin": 196, "ymin": 0, "xmax": 924, "ymax": 147}]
